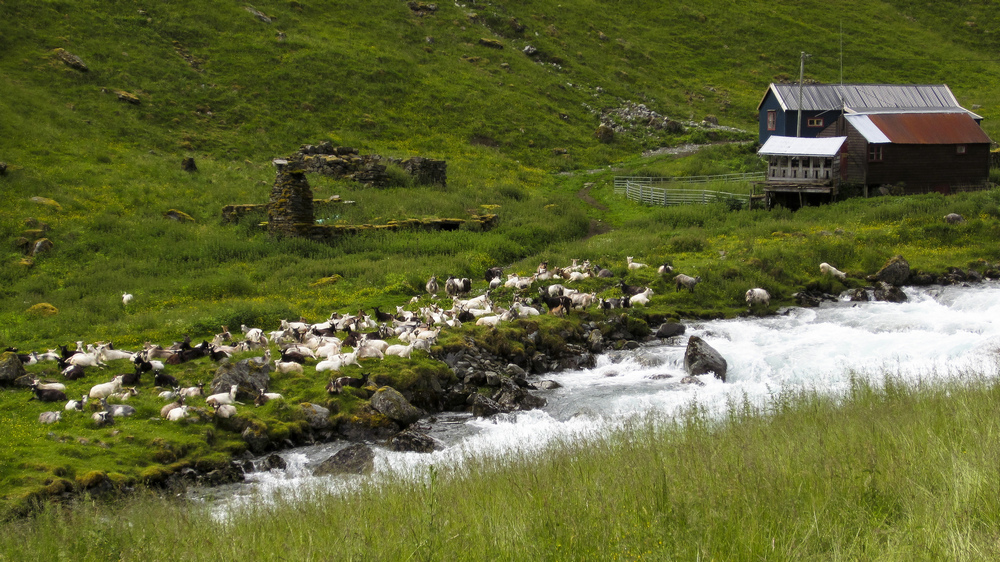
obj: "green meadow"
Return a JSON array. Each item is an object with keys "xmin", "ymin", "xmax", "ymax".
[{"xmin": 1, "ymin": 0, "xmax": 999, "ymax": 556}]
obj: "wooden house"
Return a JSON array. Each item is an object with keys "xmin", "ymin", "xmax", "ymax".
[{"xmin": 756, "ymin": 83, "xmax": 981, "ymax": 145}]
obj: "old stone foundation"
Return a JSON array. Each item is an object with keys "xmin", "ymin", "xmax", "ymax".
[{"xmin": 294, "ymin": 142, "xmax": 447, "ymax": 187}]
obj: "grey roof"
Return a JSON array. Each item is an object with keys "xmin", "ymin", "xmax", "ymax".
[
  {"xmin": 758, "ymin": 136, "xmax": 847, "ymax": 157},
  {"xmin": 759, "ymin": 84, "xmax": 980, "ymax": 118}
]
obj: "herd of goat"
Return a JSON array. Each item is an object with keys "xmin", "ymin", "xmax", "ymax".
[{"xmin": 13, "ymin": 256, "xmax": 845, "ymax": 426}]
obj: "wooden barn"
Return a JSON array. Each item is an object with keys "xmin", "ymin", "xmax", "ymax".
[
  {"xmin": 756, "ymin": 83, "xmax": 981, "ymax": 145},
  {"xmin": 823, "ymin": 111, "xmax": 992, "ymax": 195}
]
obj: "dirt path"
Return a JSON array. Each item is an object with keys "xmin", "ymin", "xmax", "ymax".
[{"xmin": 576, "ymin": 182, "xmax": 611, "ymax": 240}]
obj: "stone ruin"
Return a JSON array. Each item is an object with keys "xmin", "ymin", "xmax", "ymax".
[
  {"xmin": 245, "ymin": 158, "xmax": 496, "ymax": 240},
  {"xmin": 293, "ymin": 142, "xmax": 447, "ymax": 187},
  {"xmin": 267, "ymin": 159, "xmax": 315, "ymax": 237}
]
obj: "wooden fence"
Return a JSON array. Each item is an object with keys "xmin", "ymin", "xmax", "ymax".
[{"xmin": 614, "ymin": 174, "xmax": 762, "ymax": 207}]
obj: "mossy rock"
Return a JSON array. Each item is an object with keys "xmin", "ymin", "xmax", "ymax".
[
  {"xmin": 479, "ymin": 38, "xmax": 504, "ymax": 49},
  {"xmin": 29, "ymin": 196, "xmax": 62, "ymax": 210},
  {"xmin": 54, "ymin": 48, "xmax": 88, "ymax": 71},
  {"xmin": 112, "ymin": 89, "xmax": 141, "ymax": 105},
  {"xmin": 44, "ymin": 478, "xmax": 74, "ymax": 495},
  {"xmin": 139, "ymin": 465, "xmax": 171, "ymax": 484},
  {"xmin": 164, "ymin": 209, "xmax": 195, "ymax": 222},
  {"xmin": 76, "ymin": 470, "xmax": 110, "ymax": 490},
  {"xmin": 26, "ymin": 303, "xmax": 58, "ymax": 317}
]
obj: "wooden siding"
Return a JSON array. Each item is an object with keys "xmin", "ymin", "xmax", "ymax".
[{"xmin": 758, "ymin": 91, "xmax": 841, "ymax": 144}]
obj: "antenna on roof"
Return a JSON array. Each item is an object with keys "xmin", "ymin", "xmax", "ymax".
[{"xmin": 797, "ymin": 51, "xmax": 811, "ymax": 137}]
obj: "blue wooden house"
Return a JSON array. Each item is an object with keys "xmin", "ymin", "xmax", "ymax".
[{"xmin": 756, "ymin": 83, "xmax": 981, "ymax": 144}]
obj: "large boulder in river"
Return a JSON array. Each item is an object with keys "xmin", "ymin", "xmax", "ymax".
[
  {"xmin": 211, "ymin": 358, "xmax": 271, "ymax": 400},
  {"xmin": 0, "ymin": 352, "xmax": 27, "ymax": 385},
  {"xmin": 873, "ymin": 281, "xmax": 908, "ymax": 303},
  {"xmin": 370, "ymin": 386, "xmax": 423, "ymax": 425},
  {"xmin": 313, "ymin": 444, "xmax": 375, "ymax": 476},
  {"xmin": 388, "ymin": 428, "xmax": 444, "ymax": 453},
  {"xmin": 875, "ymin": 255, "xmax": 910, "ymax": 286},
  {"xmin": 494, "ymin": 376, "xmax": 546, "ymax": 411},
  {"xmin": 655, "ymin": 322, "xmax": 686, "ymax": 338},
  {"xmin": 683, "ymin": 336, "xmax": 728, "ymax": 382}
]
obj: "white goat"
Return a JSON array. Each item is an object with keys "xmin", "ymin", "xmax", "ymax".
[
  {"xmin": 39, "ymin": 411, "xmax": 62, "ymax": 424},
  {"xmin": 213, "ymin": 403, "xmax": 238, "ymax": 419},
  {"xmin": 166, "ymin": 405, "xmax": 189, "ymax": 421},
  {"xmin": 205, "ymin": 384, "xmax": 240, "ymax": 407},
  {"xmin": 122, "ymin": 293, "xmax": 134, "ymax": 305},
  {"xmin": 627, "ymin": 256, "xmax": 648, "ymax": 270},
  {"xmin": 274, "ymin": 359, "xmax": 304, "ymax": 375},
  {"xmin": 33, "ymin": 380, "xmax": 67, "ymax": 393},
  {"xmin": 630, "ymin": 288, "xmax": 654, "ymax": 306},
  {"xmin": 819, "ymin": 262, "xmax": 847, "ymax": 280},
  {"xmin": 745, "ymin": 288, "xmax": 771, "ymax": 307},
  {"xmin": 88, "ymin": 376, "xmax": 124, "ymax": 400},
  {"xmin": 385, "ymin": 342, "xmax": 416, "ymax": 359}
]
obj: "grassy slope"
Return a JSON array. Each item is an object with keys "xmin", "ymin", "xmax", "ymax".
[{"xmin": 1, "ymin": 0, "xmax": 1000, "ymax": 525}]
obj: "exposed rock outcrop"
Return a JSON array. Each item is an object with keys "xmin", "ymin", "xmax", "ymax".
[
  {"xmin": 0, "ymin": 352, "xmax": 26, "ymax": 385},
  {"xmin": 876, "ymin": 255, "xmax": 910, "ymax": 286}
]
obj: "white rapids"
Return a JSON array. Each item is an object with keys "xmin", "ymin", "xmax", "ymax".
[{"xmin": 199, "ymin": 282, "xmax": 1000, "ymax": 516}]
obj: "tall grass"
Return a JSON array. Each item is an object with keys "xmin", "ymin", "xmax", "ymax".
[{"xmin": 2, "ymin": 374, "xmax": 997, "ymax": 560}]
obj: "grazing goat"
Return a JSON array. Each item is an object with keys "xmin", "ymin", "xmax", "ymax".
[
  {"xmin": 745, "ymin": 288, "xmax": 771, "ymax": 308},
  {"xmin": 626, "ymin": 256, "xmax": 648, "ymax": 270},
  {"xmin": 657, "ymin": 263, "xmax": 674, "ymax": 275},
  {"xmin": 819, "ymin": 262, "xmax": 847, "ymax": 280},
  {"xmin": 674, "ymin": 274, "xmax": 702, "ymax": 293},
  {"xmin": 122, "ymin": 293, "xmax": 134, "ymax": 305}
]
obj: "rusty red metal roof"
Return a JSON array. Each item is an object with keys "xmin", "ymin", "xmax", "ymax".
[{"xmin": 865, "ymin": 112, "xmax": 992, "ymax": 144}]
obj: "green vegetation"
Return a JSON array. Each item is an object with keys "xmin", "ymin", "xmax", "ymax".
[
  {"xmin": 1, "ymin": 374, "xmax": 997, "ymax": 560},
  {"xmin": 1, "ymin": 0, "xmax": 1000, "ymax": 554}
]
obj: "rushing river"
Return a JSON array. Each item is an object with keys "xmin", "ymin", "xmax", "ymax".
[{"xmin": 197, "ymin": 282, "xmax": 1000, "ymax": 514}]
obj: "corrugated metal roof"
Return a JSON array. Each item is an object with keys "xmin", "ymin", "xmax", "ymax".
[
  {"xmin": 760, "ymin": 84, "xmax": 980, "ymax": 118},
  {"xmin": 847, "ymin": 112, "xmax": 991, "ymax": 144},
  {"xmin": 844, "ymin": 115, "xmax": 892, "ymax": 144},
  {"xmin": 758, "ymin": 136, "xmax": 847, "ymax": 157}
]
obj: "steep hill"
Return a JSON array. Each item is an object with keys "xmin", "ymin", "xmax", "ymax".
[{"xmin": 1, "ymin": 0, "xmax": 999, "ymax": 345}]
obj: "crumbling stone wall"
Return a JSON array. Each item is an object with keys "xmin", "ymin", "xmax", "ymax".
[
  {"xmin": 267, "ymin": 159, "xmax": 314, "ymax": 237},
  {"xmin": 292, "ymin": 141, "xmax": 447, "ymax": 187}
]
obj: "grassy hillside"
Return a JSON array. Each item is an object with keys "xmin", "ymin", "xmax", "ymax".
[{"xmin": 2, "ymin": 0, "xmax": 1000, "ymax": 347}]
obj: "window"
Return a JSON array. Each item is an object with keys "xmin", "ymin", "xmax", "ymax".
[
  {"xmin": 807, "ymin": 117, "xmax": 823, "ymax": 127},
  {"xmin": 957, "ymin": 145, "xmax": 967, "ymax": 154},
  {"xmin": 767, "ymin": 110, "xmax": 776, "ymax": 131},
  {"xmin": 868, "ymin": 145, "xmax": 883, "ymax": 162}
]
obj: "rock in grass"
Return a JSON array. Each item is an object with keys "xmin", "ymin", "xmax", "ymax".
[
  {"xmin": 683, "ymin": 335, "xmax": 727, "ymax": 382},
  {"xmin": 29, "ymin": 196, "xmax": 62, "ymax": 211},
  {"xmin": 164, "ymin": 209, "xmax": 195, "ymax": 222},
  {"xmin": 54, "ymin": 48, "xmax": 88, "ymax": 71},
  {"xmin": 244, "ymin": 6, "xmax": 272, "ymax": 23},
  {"xmin": 31, "ymin": 238, "xmax": 53, "ymax": 256},
  {"xmin": 0, "ymin": 352, "xmax": 27, "ymax": 385},
  {"xmin": 313, "ymin": 444, "xmax": 375, "ymax": 476}
]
